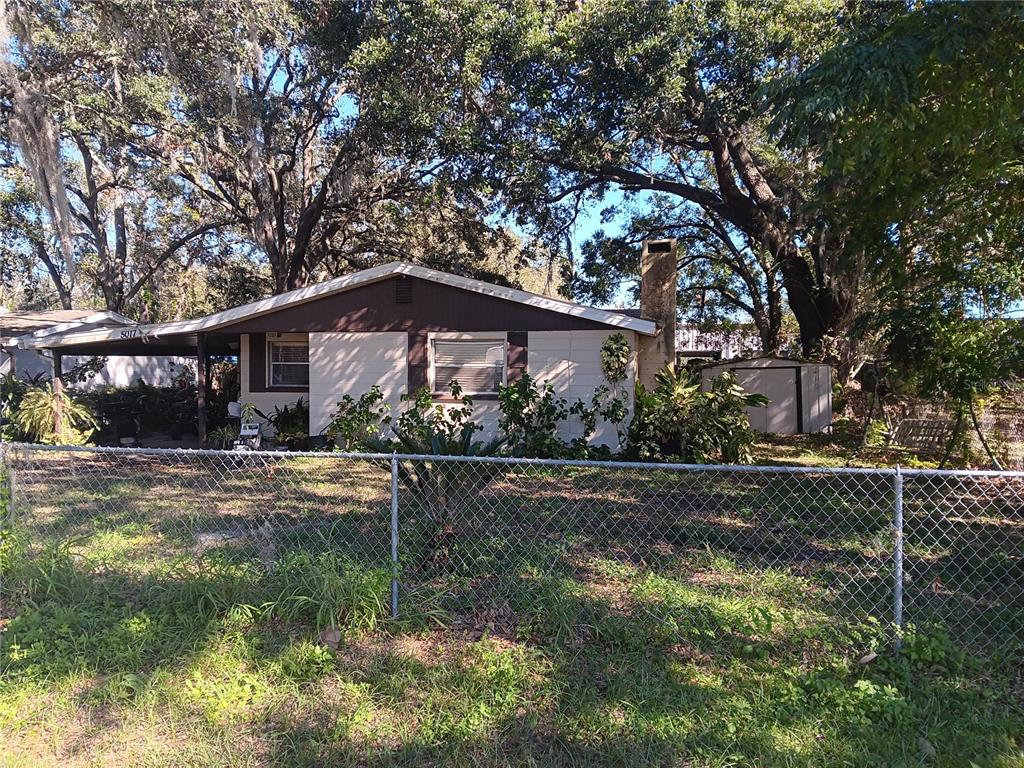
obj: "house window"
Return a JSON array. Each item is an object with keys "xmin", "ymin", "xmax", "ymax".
[
  {"xmin": 431, "ymin": 339, "xmax": 505, "ymax": 395},
  {"xmin": 268, "ymin": 340, "xmax": 309, "ymax": 387}
]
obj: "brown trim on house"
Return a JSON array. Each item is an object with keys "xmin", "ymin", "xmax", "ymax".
[
  {"xmin": 218, "ymin": 277, "xmax": 612, "ymax": 335},
  {"xmin": 247, "ymin": 332, "xmax": 309, "ymax": 394},
  {"xmin": 507, "ymin": 331, "xmax": 528, "ymax": 383}
]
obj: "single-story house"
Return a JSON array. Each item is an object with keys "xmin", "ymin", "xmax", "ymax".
[
  {"xmin": 18, "ymin": 244, "xmax": 681, "ymax": 447},
  {"xmin": 1, "ymin": 309, "xmax": 192, "ymax": 388},
  {"xmin": 676, "ymin": 325, "xmax": 765, "ymax": 362}
]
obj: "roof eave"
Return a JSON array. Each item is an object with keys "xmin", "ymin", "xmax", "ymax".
[{"xmin": 19, "ymin": 261, "xmax": 658, "ymax": 350}]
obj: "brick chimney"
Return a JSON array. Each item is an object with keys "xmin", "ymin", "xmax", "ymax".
[{"xmin": 636, "ymin": 239, "xmax": 678, "ymax": 389}]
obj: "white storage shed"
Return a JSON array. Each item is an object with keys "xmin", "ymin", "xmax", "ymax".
[{"xmin": 700, "ymin": 357, "xmax": 833, "ymax": 435}]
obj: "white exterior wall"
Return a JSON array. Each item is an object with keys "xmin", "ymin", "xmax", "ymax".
[
  {"xmin": 528, "ymin": 330, "xmax": 637, "ymax": 448},
  {"xmin": 239, "ymin": 333, "xmax": 309, "ymax": 429},
  {"xmin": 2, "ymin": 347, "xmax": 192, "ymax": 388},
  {"xmin": 235, "ymin": 328, "xmax": 643, "ymax": 445},
  {"xmin": 308, "ymin": 332, "xmax": 409, "ymax": 436}
]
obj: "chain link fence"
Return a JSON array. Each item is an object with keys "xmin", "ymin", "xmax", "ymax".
[{"xmin": 2, "ymin": 443, "xmax": 1022, "ymax": 655}]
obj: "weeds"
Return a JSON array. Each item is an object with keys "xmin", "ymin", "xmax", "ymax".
[
  {"xmin": 1, "ymin": 535, "xmax": 1021, "ymax": 766},
  {"xmin": 1, "ymin": 487, "xmax": 1022, "ymax": 766}
]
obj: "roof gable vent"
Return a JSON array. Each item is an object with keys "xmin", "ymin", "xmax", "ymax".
[{"xmin": 395, "ymin": 277, "xmax": 413, "ymax": 304}]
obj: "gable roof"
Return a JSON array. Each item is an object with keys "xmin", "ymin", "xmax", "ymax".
[
  {"xmin": 18, "ymin": 262, "xmax": 657, "ymax": 350},
  {"xmin": 0, "ymin": 309, "xmax": 134, "ymax": 344}
]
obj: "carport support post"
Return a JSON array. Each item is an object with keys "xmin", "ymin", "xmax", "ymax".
[
  {"xmin": 390, "ymin": 453, "xmax": 400, "ymax": 619},
  {"xmin": 196, "ymin": 333, "xmax": 207, "ymax": 444},
  {"xmin": 892, "ymin": 466, "xmax": 904, "ymax": 652},
  {"xmin": 51, "ymin": 351, "xmax": 63, "ymax": 439}
]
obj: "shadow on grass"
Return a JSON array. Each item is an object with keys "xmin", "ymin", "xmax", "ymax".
[{"xmin": 2, "ymin": 537, "xmax": 1022, "ymax": 767}]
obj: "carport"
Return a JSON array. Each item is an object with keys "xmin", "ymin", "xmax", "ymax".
[{"xmin": 18, "ymin": 325, "xmax": 240, "ymax": 443}]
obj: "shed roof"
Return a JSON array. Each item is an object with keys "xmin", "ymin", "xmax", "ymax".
[
  {"xmin": 698, "ymin": 356, "xmax": 833, "ymax": 370},
  {"xmin": 18, "ymin": 262, "xmax": 658, "ymax": 352}
]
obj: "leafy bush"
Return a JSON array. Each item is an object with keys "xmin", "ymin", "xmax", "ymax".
[
  {"xmin": 498, "ymin": 374, "xmax": 571, "ymax": 458},
  {"xmin": 86, "ymin": 380, "xmax": 204, "ymax": 439},
  {"xmin": 600, "ymin": 332, "xmax": 631, "ymax": 384},
  {"xmin": 499, "ymin": 334, "xmax": 633, "ymax": 458},
  {"xmin": 627, "ymin": 366, "xmax": 768, "ymax": 463},
  {"xmin": 389, "ymin": 382, "xmax": 502, "ymax": 456},
  {"xmin": 323, "ymin": 385, "xmax": 391, "ymax": 450},
  {"xmin": 571, "ymin": 334, "xmax": 633, "ymax": 456},
  {"xmin": 374, "ymin": 383, "xmax": 502, "ymax": 565},
  {"xmin": 261, "ymin": 398, "xmax": 309, "ymax": 449},
  {"xmin": 1, "ymin": 373, "xmax": 32, "ymax": 440},
  {"xmin": 208, "ymin": 423, "xmax": 241, "ymax": 449},
  {"xmin": 12, "ymin": 384, "xmax": 97, "ymax": 445}
]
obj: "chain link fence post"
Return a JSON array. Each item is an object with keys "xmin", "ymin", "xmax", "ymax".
[
  {"xmin": 390, "ymin": 451, "xmax": 400, "ymax": 619},
  {"xmin": 892, "ymin": 465, "xmax": 904, "ymax": 651}
]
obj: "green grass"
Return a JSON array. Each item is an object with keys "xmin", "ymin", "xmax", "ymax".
[
  {"xmin": 2, "ymin": 538, "xmax": 1022, "ymax": 767},
  {"xmin": 1, "ymin": 451, "xmax": 1022, "ymax": 765}
]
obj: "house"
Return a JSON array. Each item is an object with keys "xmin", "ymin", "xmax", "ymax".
[
  {"xmin": 676, "ymin": 324, "xmax": 764, "ymax": 362},
  {"xmin": 18, "ymin": 243, "xmax": 679, "ymax": 447},
  {"xmin": 1, "ymin": 309, "xmax": 192, "ymax": 388}
]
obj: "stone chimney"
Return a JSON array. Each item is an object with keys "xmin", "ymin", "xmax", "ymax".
[{"xmin": 636, "ymin": 239, "xmax": 678, "ymax": 389}]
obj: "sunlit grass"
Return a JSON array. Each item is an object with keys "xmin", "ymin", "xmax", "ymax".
[
  {"xmin": 2, "ymin": 543, "xmax": 1021, "ymax": 766},
  {"xmin": 2, "ymin": 455, "xmax": 1022, "ymax": 766}
]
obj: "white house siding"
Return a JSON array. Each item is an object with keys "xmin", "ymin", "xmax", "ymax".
[
  {"xmin": 308, "ymin": 332, "xmax": 408, "ymax": 436},
  {"xmin": 528, "ymin": 330, "xmax": 637, "ymax": 448},
  {"xmin": 2, "ymin": 347, "xmax": 192, "ymax": 388},
  {"xmin": 239, "ymin": 333, "xmax": 309, "ymax": 428}
]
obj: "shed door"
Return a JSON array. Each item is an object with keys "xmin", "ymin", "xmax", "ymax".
[{"xmin": 733, "ymin": 368, "xmax": 799, "ymax": 435}]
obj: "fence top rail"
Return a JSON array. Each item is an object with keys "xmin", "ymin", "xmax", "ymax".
[{"xmin": 4, "ymin": 440, "xmax": 1024, "ymax": 479}]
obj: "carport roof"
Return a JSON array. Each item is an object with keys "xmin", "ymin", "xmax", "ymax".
[
  {"xmin": 0, "ymin": 309, "xmax": 133, "ymax": 344},
  {"xmin": 17, "ymin": 261, "xmax": 658, "ymax": 354}
]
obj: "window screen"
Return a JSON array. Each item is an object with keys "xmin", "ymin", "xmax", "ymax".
[
  {"xmin": 268, "ymin": 341, "xmax": 309, "ymax": 387},
  {"xmin": 432, "ymin": 339, "xmax": 505, "ymax": 394}
]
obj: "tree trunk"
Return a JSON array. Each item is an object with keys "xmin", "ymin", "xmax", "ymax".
[
  {"xmin": 37, "ymin": 242, "xmax": 72, "ymax": 309},
  {"xmin": 776, "ymin": 247, "xmax": 859, "ymax": 381}
]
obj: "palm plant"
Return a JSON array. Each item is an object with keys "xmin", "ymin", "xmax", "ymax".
[
  {"xmin": 370, "ymin": 382, "xmax": 504, "ymax": 567},
  {"xmin": 12, "ymin": 385, "xmax": 96, "ymax": 445}
]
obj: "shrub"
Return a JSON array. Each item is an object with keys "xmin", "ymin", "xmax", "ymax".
[
  {"xmin": 262, "ymin": 398, "xmax": 309, "ymax": 450},
  {"xmin": 627, "ymin": 366, "xmax": 768, "ymax": 463},
  {"xmin": 208, "ymin": 423, "xmax": 241, "ymax": 449},
  {"xmin": 86, "ymin": 380, "xmax": 204, "ymax": 439},
  {"xmin": 569, "ymin": 335, "xmax": 633, "ymax": 456},
  {"xmin": 389, "ymin": 382, "xmax": 502, "ymax": 456},
  {"xmin": 323, "ymin": 385, "xmax": 390, "ymax": 450},
  {"xmin": 374, "ymin": 382, "xmax": 502, "ymax": 566},
  {"xmin": 499, "ymin": 334, "xmax": 634, "ymax": 458},
  {"xmin": 498, "ymin": 374, "xmax": 571, "ymax": 458},
  {"xmin": 1, "ymin": 373, "xmax": 32, "ymax": 440},
  {"xmin": 12, "ymin": 384, "xmax": 97, "ymax": 445},
  {"xmin": 600, "ymin": 332, "xmax": 631, "ymax": 383}
]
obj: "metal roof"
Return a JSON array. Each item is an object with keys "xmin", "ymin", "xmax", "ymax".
[
  {"xmin": 18, "ymin": 262, "xmax": 658, "ymax": 351},
  {"xmin": 0, "ymin": 310, "xmax": 134, "ymax": 343}
]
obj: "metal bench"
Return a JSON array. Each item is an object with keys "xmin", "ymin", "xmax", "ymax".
[{"xmin": 889, "ymin": 418, "xmax": 955, "ymax": 456}]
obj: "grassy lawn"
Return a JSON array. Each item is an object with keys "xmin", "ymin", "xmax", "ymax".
[
  {"xmin": 750, "ymin": 429, "xmax": 933, "ymax": 470},
  {"xmin": 1, "ymin": 451, "xmax": 1022, "ymax": 766}
]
